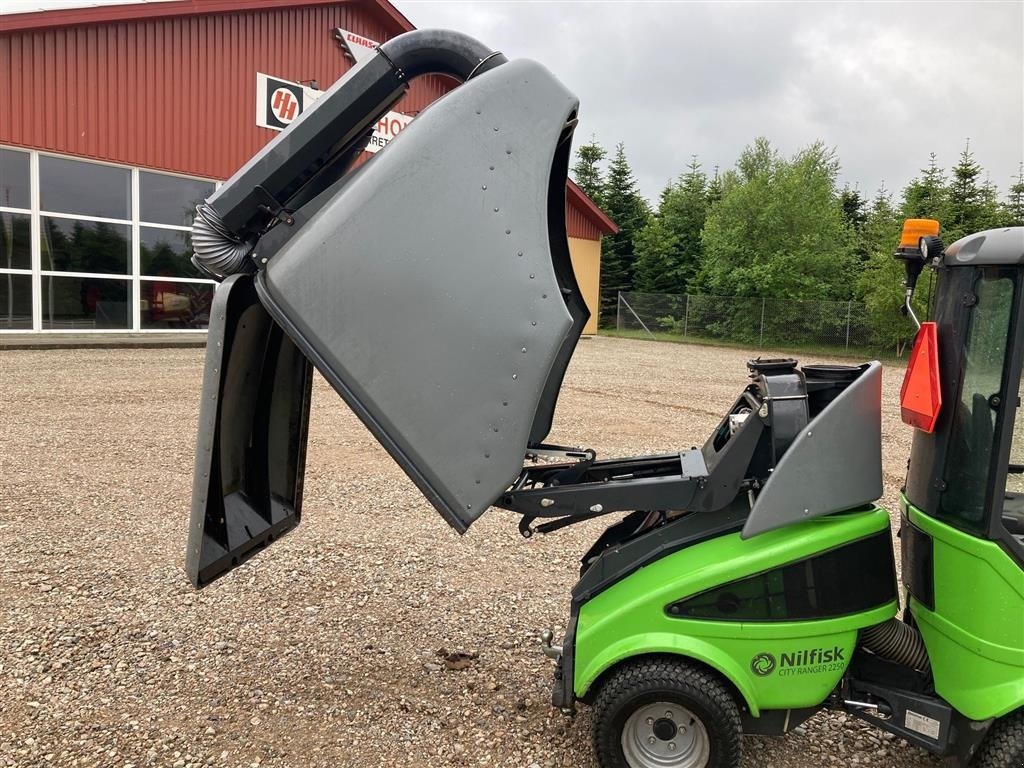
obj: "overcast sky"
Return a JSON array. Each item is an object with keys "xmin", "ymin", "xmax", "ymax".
[
  {"xmin": 6, "ymin": 0, "xmax": 1022, "ymax": 204},
  {"xmin": 399, "ymin": 1, "xmax": 1023, "ymax": 203}
]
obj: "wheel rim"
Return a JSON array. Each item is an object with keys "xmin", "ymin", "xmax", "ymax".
[{"xmin": 620, "ymin": 701, "xmax": 710, "ymax": 768}]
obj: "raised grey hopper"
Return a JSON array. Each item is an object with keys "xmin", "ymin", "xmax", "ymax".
[{"xmin": 256, "ymin": 58, "xmax": 584, "ymax": 532}]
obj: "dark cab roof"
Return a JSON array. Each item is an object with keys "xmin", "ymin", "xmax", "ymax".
[{"xmin": 944, "ymin": 226, "xmax": 1024, "ymax": 267}]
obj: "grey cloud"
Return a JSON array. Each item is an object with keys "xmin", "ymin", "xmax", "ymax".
[{"xmin": 401, "ymin": 1, "xmax": 1024, "ymax": 203}]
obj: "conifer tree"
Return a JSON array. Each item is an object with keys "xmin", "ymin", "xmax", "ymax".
[
  {"xmin": 1004, "ymin": 163, "xmax": 1024, "ymax": 227},
  {"xmin": 945, "ymin": 140, "xmax": 1001, "ymax": 240},
  {"xmin": 902, "ymin": 153, "xmax": 949, "ymax": 223},
  {"xmin": 570, "ymin": 139, "xmax": 607, "ymax": 207},
  {"xmin": 634, "ymin": 156, "xmax": 709, "ymax": 295},
  {"xmin": 598, "ymin": 143, "xmax": 650, "ymax": 325}
]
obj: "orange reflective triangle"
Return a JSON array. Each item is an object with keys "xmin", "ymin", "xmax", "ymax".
[{"xmin": 901, "ymin": 321, "xmax": 942, "ymax": 433}]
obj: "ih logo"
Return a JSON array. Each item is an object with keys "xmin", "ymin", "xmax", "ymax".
[
  {"xmin": 271, "ymin": 87, "xmax": 298, "ymax": 123},
  {"xmin": 263, "ymin": 78, "xmax": 304, "ymax": 130}
]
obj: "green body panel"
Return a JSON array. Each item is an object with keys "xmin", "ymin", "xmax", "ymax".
[
  {"xmin": 905, "ymin": 500, "xmax": 1024, "ymax": 720},
  {"xmin": 574, "ymin": 507, "xmax": 898, "ymax": 716}
]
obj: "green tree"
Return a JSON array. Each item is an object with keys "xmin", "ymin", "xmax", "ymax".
[
  {"xmin": 839, "ymin": 186, "xmax": 868, "ymax": 232},
  {"xmin": 902, "ymin": 153, "xmax": 949, "ymax": 223},
  {"xmin": 634, "ymin": 156, "xmax": 709, "ymax": 295},
  {"xmin": 598, "ymin": 142, "xmax": 650, "ymax": 325},
  {"xmin": 1004, "ymin": 163, "xmax": 1024, "ymax": 227},
  {"xmin": 706, "ymin": 166, "xmax": 724, "ymax": 207},
  {"xmin": 697, "ymin": 139, "xmax": 856, "ymax": 301},
  {"xmin": 856, "ymin": 186, "xmax": 921, "ymax": 354},
  {"xmin": 570, "ymin": 139, "xmax": 607, "ymax": 207},
  {"xmin": 945, "ymin": 140, "xmax": 1001, "ymax": 241},
  {"xmin": 840, "ymin": 185, "xmax": 869, "ymax": 261}
]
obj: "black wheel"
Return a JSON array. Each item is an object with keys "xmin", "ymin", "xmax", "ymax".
[
  {"xmin": 591, "ymin": 657, "xmax": 742, "ymax": 768},
  {"xmin": 974, "ymin": 709, "xmax": 1024, "ymax": 768}
]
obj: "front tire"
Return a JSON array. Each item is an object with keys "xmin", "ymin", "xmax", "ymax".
[
  {"xmin": 591, "ymin": 657, "xmax": 742, "ymax": 768},
  {"xmin": 974, "ymin": 709, "xmax": 1024, "ymax": 768}
]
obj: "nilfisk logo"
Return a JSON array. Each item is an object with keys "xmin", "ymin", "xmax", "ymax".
[
  {"xmin": 750, "ymin": 653, "xmax": 776, "ymax": 677},
  {"xmin": 751, "ymin": 646, "xmax": 846, "ymax": 677}
]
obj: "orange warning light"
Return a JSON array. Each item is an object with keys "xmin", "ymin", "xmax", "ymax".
[
  {"xmin": 899, "ymin": 219, "xmax": 941, "ymax": 250},
  {"xmin": 901, "ymin": 321, "xmax": 942, "ymax": 433}
]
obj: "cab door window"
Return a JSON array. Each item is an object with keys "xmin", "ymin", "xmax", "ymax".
[{"xmin": 939, "ymin": 269, "xmax": 1014, "ymax": 534}]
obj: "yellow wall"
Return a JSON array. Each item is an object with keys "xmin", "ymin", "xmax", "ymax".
[{"xmin": 568, "ymin": 236, "xmax": 601, "ymax": 335}]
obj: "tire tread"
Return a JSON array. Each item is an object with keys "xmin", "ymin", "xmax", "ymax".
[
  {"xmin": 591, "ymin": 656, "xmax": 742, "ymax": 768},
  {"xmin": 974, "ymin": 709, "xmax": 1024, "ymax": 768}
]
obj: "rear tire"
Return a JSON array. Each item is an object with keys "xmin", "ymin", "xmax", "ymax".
[
  {"xmin": 591, "ymin": 657, "xmax": 742, "ymax": 768},
  {"xmin": 974, "ymin": 709, "xmax": 1024, "ymax": 768}
]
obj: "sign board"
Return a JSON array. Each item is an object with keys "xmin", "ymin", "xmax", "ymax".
[
  {"xmin": 365, "ymin": 111, "xmax": 414, "ymax": 154},
  {"xmin": 256, "ymin": 71, "xmax": 414, "ymax": 153},
  {"xmin": 256, "ymin": 72, "xmax": 322, "ymax": 131},
  {"xmin": 332, "ymin": 28, "xmax": 379, "ymax": 64}
]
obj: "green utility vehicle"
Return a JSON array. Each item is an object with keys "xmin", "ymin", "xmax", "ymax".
[{"xmin": 181, "ymin": 28, "xmax": 1024, "ymax": 767}]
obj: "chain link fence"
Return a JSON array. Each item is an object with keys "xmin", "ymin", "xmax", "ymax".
[{"xmin": 616, "ymin": 291, "xmax": 877, "ymax": 354}]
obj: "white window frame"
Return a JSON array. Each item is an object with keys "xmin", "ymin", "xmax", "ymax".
[{"xmin": 0, "ymin": 145, "xmax": 219, "ymax": 334}]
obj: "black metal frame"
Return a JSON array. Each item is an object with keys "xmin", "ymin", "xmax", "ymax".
[
  {"xmin": 841, "ymin": 650, "xmax": 994, "ymax": 765},
  {"xmin": 499, "ymin": 358, "xmax": 872, "ymax": 542}
]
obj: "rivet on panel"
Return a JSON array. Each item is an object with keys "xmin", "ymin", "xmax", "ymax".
[
  {"xmin": 493, "ymin": 126, "xmax": 499, "ymax": 131},
  {"xmin": 529, "ymin": 274, "xmax": 535, "ymax": 279},
  {"xmin": 489, "ymin": 165, "xmax": 495, "ymax": 171},
  {"xmin": 522, "ymin": 347, "xmax": 527, "ymax": 353},
  {"xmin": 494, "ymin": 207, "xmax": 500, "ymax": 213},
  {"xmin": 493, "ymin": 427, "xmax": 499, "ymax": 433},
  {"xmin": 484, "ymin": 452, "xmax": 490, "ymax": 458},
  {"xmin": 512, "ymin": 373, "xmax": 518, "ymax": 380},
  {"xmin": 542, "ymin": 294, "xmax": 548, "ymax": 299},
  {"xmin": 505, "ymin": 229, "xmax": 511, "ymax": 235},
  {"xmin": 531, "ymin": 321, "xmax": 537, "ymax": 326},
  {"xmin": 482, "ymin": 185, "xmax": 487, "ymax": 190},
  {"xmin": 506, "ymin": 149, "xmax": 512, "ymax": 155},
  {"xmin": 502, "ymin": 402, "xmax": 508, "ymax": 407},
  {"xmin": 517, "ymin": 251, "xmax": 523, "ymax": 257}
]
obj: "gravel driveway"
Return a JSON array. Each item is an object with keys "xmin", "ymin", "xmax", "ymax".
[{"xmin": 0, "ymin": 336, "xmax": 938, "ymax": 768}]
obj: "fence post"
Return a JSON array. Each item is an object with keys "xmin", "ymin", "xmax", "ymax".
[
  {"xmin": 618, "ymin": 292, "xmax": 656, "ymax": 339},
  {"xmin": 759, "ymin": 297, "xmax": 766, "ymax": 348},
  {"xmin": 845, "ymin": 300, "xmax": 852, "ymax": 350},
  {"xmin": 683, "ymin": 295, "xmax": 690, "ymax": 338},
  {"xmin": 616, "ymin": 292, "xmax": 622, "ymax": 331}
]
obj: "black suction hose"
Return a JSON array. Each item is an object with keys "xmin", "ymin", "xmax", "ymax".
[
  {"xmin": 860, "ymin": 618, "xmax": 931, "ymax": 672},
  {"xmin": 193, "ymin": 29, "xmax": 506, "ymax": 279},
  {"xmin": 378, "ymin": 28, "xmax": 507, "ymax": 80}
]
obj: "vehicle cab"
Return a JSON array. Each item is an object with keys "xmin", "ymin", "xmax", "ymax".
[{"xmin": 900, "ymin": 225, "xmax": 1024, "ymax": 724}]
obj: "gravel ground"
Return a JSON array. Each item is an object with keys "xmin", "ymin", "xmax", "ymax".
[{"xmin": 0, "ymin": 336, "xmax": 939, "ymax": 768}]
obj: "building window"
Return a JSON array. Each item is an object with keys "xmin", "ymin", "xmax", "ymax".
[
  {"xmin": 138, "ymin": 170, "xmax": 215, "ymax": 330},
  {"xmin": 0, "ymin": 272, "xmax": 32, "ymax": 329},
  {"xmin": 0, "ymin": 146, "xmax": 217, "ymax": 332},
  {"xmin": 1, "ymin": 148, "xmax": 31, "ymax": 209},
  {"xmin": 39, "ymin": 155, "xmax": 131, "ymax": 220},
  {"xmin": 42, "ymin": 275, "xmax": 130, "ymax": 330},
  {"xmin": 41, "ymin": 218, "xmax": 131, "ymax": 274},
  {"xmin": 0, "ymin": 148, "xmax": 32, "ymax": 330},
  {"xmin": 0, "ymin": 211, "xmax": 31, "ymax": 271},
  {"xmin": 139, "ymin": 171, "xmax": 211, "ymax": 227}
]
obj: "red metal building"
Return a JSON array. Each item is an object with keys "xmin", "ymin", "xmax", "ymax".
[{"xmin": 0, "ymin": 0, "xmax": 615, "ymax": 335}]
